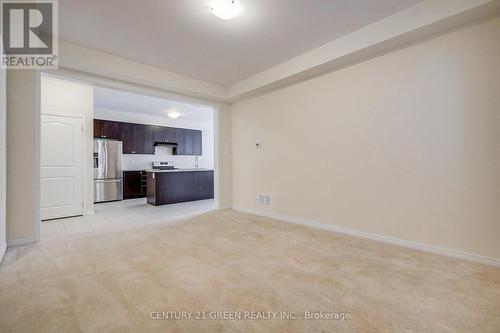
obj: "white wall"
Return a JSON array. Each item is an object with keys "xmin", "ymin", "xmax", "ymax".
[
  {"xmin": 41, "ymin": 75, "xmax": 95, "ymax": 215},
  {"xmin": 93, "ymin": 108, "xmax": 215, "ymax": 171},
  {"xmin": 6, "ymin": 70, "xmax": 38, "ymax": 244},
  {"xmin": 60, "ymin": 41, "xmax": 226, "ymax": 102},
  {"xmin": 231, "ymin": 17, "xmax": 500, "ymax": 260},
  {"xmin": 215, "ymin": 105, "xmax": 233, "ymax": 209},
  {"xmin": 0, "ymin": 50, "xmax": 6, "ymax": 258}
]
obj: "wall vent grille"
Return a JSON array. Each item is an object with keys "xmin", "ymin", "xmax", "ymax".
[{"xmin": 257, "ymin": 194, "xmax": 273, "ymax": 207}]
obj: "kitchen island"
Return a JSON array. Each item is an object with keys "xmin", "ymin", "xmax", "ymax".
[{"xmin": 146, "ymin": 169, "xmax": 214, "ymax": 206}]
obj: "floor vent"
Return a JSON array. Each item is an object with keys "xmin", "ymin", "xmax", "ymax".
[{"xmin": 257, "ymin": 194, "xmax": 273, "ymax": 207}]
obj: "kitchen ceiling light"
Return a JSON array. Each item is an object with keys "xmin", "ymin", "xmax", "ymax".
[
  {"xmin": 167, "ymin": 111, "xmax": 181, "ymax": 119},
  {"xmin": 210, "ymin": 0, "xmax": 240, "ymax": 20}
]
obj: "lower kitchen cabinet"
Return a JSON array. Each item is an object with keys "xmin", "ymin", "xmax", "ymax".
[
  {"xmin": 147, "ymin": 170, "xmax": 214, "ymax": 206},
  {"xmin": 123, "ymin": 171, "xmax": 147, "ymax": 199}
]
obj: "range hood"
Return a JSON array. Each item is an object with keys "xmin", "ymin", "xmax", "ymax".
[{"xmin": 154, "ymin": 141, "xmax": 178, "ymax": 147}]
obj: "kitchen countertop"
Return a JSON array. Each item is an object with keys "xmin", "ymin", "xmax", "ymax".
[{"xmin": 146, "ymin": 168, "xmax": 213, "ymax": 173}]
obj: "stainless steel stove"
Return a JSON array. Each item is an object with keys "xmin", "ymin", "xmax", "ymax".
[{"xmin": 152, "ymin": 161, "xmax": 175, "ymax": 170}]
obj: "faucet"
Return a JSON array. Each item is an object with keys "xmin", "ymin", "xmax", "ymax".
[{"xmin": 194, "ymin": 156, "xmax": 199, "ymax": 169}]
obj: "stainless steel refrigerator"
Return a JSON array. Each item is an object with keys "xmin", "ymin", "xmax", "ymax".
[{"xmin": 94, "ymin": 139, "xmax": 123, "ymax": 203}]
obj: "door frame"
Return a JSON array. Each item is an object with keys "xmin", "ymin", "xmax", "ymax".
[
  {"xmin": 35, "ymin": 69, "xmax": 223, "ymax": 241},
  {"xmin": 0, "ymin": 36, "xmax": 6, "ymax": 260}
]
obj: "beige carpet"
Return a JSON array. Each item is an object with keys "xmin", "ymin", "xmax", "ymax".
[{"xmin": 1, "ymin": 209, "xmax": 499, "ymax": 333}]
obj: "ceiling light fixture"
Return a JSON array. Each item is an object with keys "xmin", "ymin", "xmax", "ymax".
[
  {"xmin": 210, "ymin": 0, "xmax": 241, "ymax": 20},
  {"xmin": 167, "ymin": 110, "xmax": 181, "ymax": 119}
]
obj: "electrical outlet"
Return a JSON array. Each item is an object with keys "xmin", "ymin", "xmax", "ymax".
[{"xmin": 255, "ymin": 142, "xmax": 262, "ymax": 148}]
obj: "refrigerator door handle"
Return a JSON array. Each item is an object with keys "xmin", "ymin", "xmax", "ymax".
[
  {"xmin": 95, "ymin": 179, "xmax": 121, "ymax": 183},
  {"xmin": 98, "ymin": 141, "xmax": 102, "ymax": 178},
  {"xmin": 93, "ymin": 152, "xmax": 99, "ymax": 169},
  {"xmin": 103, "ymin": 140, "xmax": 108, "ymax": 177}
]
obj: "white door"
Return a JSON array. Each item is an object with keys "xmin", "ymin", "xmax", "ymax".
[{"xmin": 40, "ymin": 115, "xmax": 83, "ymax": 220}]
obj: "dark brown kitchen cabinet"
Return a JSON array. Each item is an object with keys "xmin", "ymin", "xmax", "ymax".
[
  {"xmin": 172, "ymin": 128, "xmax": 185, "ymax": 154},
  {"xmin": 120, "ymin": 123, "xmax": 155, "ymax": 155},
  {"xmin": 147, "ymin": 170, "xmax": 214, "ymax": 206},
  {"xmin": 93, "ymin": 119, "xmax": 203, "ymax": 156},
  {"xmin": 192, "ymin": 130, "xmax": 202, "ymax": 155},
  {"xmin": 94, "ymin": 119, "xmax": 120, "ymax": 139},
  {"xmin": 94, "ymin": 119, "xmax": 103, "ymax": 137},
  {"xmin": 183, "ymin": 130, "xmax": 194, "ymax": 155},
  {"xmin": 174, "ymin": 129, "xmax": 191, "ymax": 155},
  {"xmin": 173, "ymin": 129, "xmax": 202, "ymax": 156},
  {"xmin": 123, "ymin": 171, "xmax": 147, "ymax": 199},
  {"xmin": 120, "ymin": 123, "xmax": 136, "ymax": 154},
  {"xmin": 154, "ymin": 126, "xmax": 176, "ymax": 144},
  {"xmin": 143, "ymin": 125, "xmax": 156, "ymax": 154}
]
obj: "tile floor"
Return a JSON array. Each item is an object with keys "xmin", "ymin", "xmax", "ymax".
[{"xmin": 41, "ymin": 198, "xmax": 217, "ymax": 240}]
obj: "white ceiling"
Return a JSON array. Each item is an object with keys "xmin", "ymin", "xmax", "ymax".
[
  {"xmin": 59, "ymin": 0, "xmax": 421, "ymax": 86},
  {"xmin": 94, "ymin": 87, "xmax": 214, "ymax": 122}
]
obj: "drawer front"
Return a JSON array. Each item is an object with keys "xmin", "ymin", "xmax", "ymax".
[{"xmin": 94, "ymin": 179, "xmax": 123, "ymax": 203}]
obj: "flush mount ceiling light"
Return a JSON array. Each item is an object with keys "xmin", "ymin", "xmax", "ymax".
[
  {"xmin": 167, "ymin": 110, "xmax": 181, "ymax": 119},
  {"xmin": 210, "ymin": 0, "xmax": 241, "ymax": 20}
]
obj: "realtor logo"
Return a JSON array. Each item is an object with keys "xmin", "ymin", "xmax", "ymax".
[{"xmin": 1, "ymin": 0, "xmax": 58, "ymax": 69}]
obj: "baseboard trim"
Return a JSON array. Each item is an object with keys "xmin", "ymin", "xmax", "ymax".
[
  {"xmin": 234, "ymin": 206, "xmax": 500, "ymax": 268},
  {"xmin": 7, "ymin": 236, "xmax": 35, "ymax": 247}
]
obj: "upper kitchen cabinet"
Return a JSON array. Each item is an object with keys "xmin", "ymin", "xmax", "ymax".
[
  {"xmin": 192, "ymin": 130, "xmax": 202, "ymax": 155},
  {"xmin": 119, "ymin": 122, "xmax": 134, "ymax": 154},
  {"xmin": 171, "ymin": 129, "xmax": 202, "ymax": 156},
  {"xmin": 94, "ymin": 119, "xmax": 120, "ymax": 139},
  {"xmin": 93, "ymin": 119, "xmax": 202, "ymax": 156},
  {"xmin": 154, "ymin": 126, "xmax": 177, "ymax": 144},
  {"xmin": 179, "ymin": 129, "xmax": 193, "ymax": 155},
  {"xmin": 94, "ymin": 119, "xmax": 103, "ymax": 137},
  {"xmin": 120, "ymin": 122, "xmax": 154, "ymax": 155},
  {"xmin": 143, "ymin": 125, "xmax": 156, "ymax": 154},
  {"xmin": 177, "ymin": 129, "xmax": 202, "ymax": 156},
  {"xmin": 172, "ymin": 128, "xmax": 201, "ymax": 156}
]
